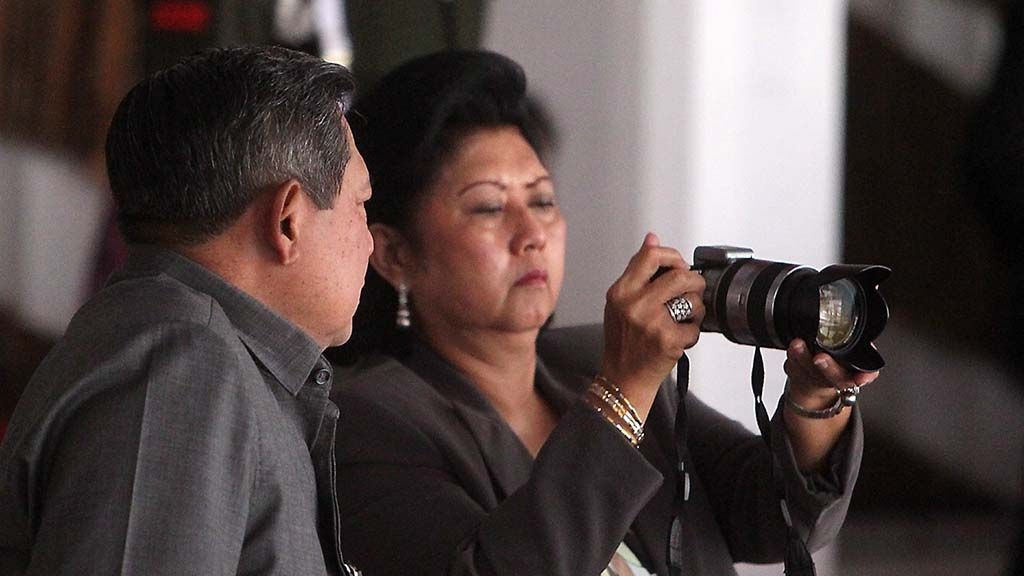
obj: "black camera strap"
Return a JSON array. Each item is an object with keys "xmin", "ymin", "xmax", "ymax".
[
  {"xmin": 667, "ymin": 354, "xmax": 691, "ymax": 576},
  {"xmin": 752, "ymin": 346, "xmax": 817, "ymax": 576},
  {"xmin": 667, "ymin": 348, "xmax": 816, "ymax": 576}
]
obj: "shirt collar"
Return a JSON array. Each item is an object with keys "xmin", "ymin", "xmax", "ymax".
[{"xmin": 114, "ymin": 245, "xmax": 323, "ymax": 395}]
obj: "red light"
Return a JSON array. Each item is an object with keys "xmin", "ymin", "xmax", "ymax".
[{"xmin": 150, "ymin": 1, "xmax": 211, "ymax": 33}]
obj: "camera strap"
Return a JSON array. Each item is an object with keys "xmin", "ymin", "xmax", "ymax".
[
  {"xmin": 751, "ymin": 346, "xmax": 817, "ymax": 576},
  {"xmin": 667, "ymin": 354, "xmax": 691, "ymax": 576},
  {"xmin": 667, "ymin": 348, "xmax": 816, "ymax": 576}
]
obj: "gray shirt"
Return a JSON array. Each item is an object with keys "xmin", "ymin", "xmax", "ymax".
[{"xmin": 0, "ymin": 247, "xmax": 356, "ymax": 575}]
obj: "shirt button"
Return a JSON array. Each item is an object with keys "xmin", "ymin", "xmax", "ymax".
[{"xmin": 314, "ymin": 369, "xmax": 331, "ymax": 386}]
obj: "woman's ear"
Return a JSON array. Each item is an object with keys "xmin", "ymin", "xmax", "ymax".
[
  {"xmin": 266, "ymin": 180, "xmax": 306, "ymax": 265},
  {"xmin": 369, "ymin": 223, "xmax": 412, "ymax": 288}
]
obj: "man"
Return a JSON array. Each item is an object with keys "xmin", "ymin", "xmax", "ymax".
[{"xmin": 0, "ymin": 46, "xmax": 370, "ymax": 575}]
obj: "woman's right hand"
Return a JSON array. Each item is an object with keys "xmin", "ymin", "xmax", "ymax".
[{"xmin": 600, "ymin": 232, "xmax": 706, "ymax": 420}]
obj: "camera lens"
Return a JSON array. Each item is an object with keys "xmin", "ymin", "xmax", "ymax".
[
  {"xmin": 694, "ymin": 245, "xmax": 890, "ymax": 372},
  {"xmin": 816, "ymin": 279, "xmax": 862, "ymax": 351}
]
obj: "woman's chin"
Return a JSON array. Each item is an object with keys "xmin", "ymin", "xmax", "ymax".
[{"xmin": 510, "ymin": 310, "xmax": 554, "ymax": 333}]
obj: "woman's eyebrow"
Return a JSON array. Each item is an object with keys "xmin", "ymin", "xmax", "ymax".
[
  {"xmin": 526, "ymin": 175, "xmax": 553, "ymax": 189},
  {"xmin": 455, "ymin": 179, "xmax": 506, "ymax": 197},
  {"xmin": 455, "ymin": 174, "xmax": 552, "ymax": 196}
]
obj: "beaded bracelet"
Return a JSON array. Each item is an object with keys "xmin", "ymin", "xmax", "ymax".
[{"xmin": 784, "ymin": 381, "xmax": 860, "ymax": 419}]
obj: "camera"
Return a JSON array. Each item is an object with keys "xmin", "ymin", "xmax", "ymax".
[{"xmin": 693, "ymin": 246, "xmax": 891, "ymax": 372}]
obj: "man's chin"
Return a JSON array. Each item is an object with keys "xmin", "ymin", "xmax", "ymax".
[{"xmin": 329, "ymin": 324, "xmax": 354, "ymax": 348}]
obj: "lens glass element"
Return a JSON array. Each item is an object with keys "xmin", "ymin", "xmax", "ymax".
[{"xmin": 817, "ymin": 279, "xmax": 861, "ymax": 350}]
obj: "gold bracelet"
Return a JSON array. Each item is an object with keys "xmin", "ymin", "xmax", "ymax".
[
  {"xmin": 584, "ymin": 377, "xmax": 645, "ymax": 447},
  {"xmin": 593, "ymin": 386, "xmax": 645, "ymax": 433},
  {"xmin": 585, "ymin": 396, "xmax": 643, "ymax": 447},
  {"xmin": 593, "ymin": 376, "xmax": 644, "ymax": 428},
  {"xmin": 596, "ymin": 376, "xmax": 645, "ymax": 431},
  {"xmin": 584, "ymin": 387, "xmax": 638, "ymax": 446}
]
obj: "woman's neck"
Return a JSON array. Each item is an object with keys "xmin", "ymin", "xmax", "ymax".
[{"xmin": 425, "ymin": 324, "xmax": 538, "ymax": 405}]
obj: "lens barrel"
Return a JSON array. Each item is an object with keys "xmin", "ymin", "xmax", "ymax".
[{"xmin": 701, "ymin": 258, "xmax": 814, "ymax": 349}]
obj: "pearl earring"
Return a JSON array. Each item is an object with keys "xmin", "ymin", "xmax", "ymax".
[{"xmin": 396, "ymin": 282, "xmax": 411, "ymax": 329}]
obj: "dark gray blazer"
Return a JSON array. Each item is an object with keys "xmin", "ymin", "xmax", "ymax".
[{"xmin": 335, "ymin": 325, "xmax": 861, "ymax": 575}]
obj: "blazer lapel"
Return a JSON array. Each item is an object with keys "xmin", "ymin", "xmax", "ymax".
[
  {"xmin": 403, "ymin": 340, "xmax": 534, "ymax": 500},
  {"xmin": 449, "ymin": 404, "xmax": 534, "ymax": 499}
]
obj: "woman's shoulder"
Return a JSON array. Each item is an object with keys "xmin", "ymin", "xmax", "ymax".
[
  {"xmin": 335, "ymin": 353, "xmax": 414, "ymax": 386},
  {"xmin": 333, "ymin": 353, "xmax": 440, "ymax": 406},
  {"xmin": 332, "ymin": 351, "xmax": 485, "ymax": 440},
  {"xmin": 332, "ymin": 353, "xmax": 467, "ymax": 459}
]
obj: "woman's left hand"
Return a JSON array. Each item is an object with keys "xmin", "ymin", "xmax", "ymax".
[
  {"xmin": 783, "ymin": 338, "xmax": 880, "ymax": 472},
  {"xmin": 784, "ymin": 338, "xmax": 880, "ymax": 409}
]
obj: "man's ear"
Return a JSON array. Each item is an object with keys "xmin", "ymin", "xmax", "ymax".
[
  {"xmin": 369, "ymin": 223, "xmax": 413, "ymax": 288},
  {"xmin": 266, "ymin": 180, "xmax": 306, "ymax": 265}
]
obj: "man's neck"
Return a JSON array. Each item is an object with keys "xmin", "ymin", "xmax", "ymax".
[{"xmin": 174, "ymin": 235, "xmax": 328, "ymax": 350}]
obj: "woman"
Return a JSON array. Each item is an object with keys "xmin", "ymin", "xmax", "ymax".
[{"xmin": 330, "ymin": 50, "xmax": 877, "ymax": 576}]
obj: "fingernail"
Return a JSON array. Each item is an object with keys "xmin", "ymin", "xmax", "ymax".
[
  {"xmin": 793, "ymin": 340, "xmax": 806, "ymax": 353},
  {"xmin": 814, "ymin": 358, "xmax": 829, "ymax": 369}
]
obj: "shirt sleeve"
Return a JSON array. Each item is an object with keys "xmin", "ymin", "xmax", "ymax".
[
  {"xmin": 24, "ymin": 322, "xmax": 260, "ymax": 575},
  {"xmin": 772, "ymin": 396, "xmax": 863, "ymax": 551}
]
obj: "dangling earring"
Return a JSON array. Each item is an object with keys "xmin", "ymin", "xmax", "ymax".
[{"xmin": 396, "ymin": 282, "xmax": 411, "ymax": 329}]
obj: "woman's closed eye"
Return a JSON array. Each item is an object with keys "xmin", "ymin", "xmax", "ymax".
[
  {"xmin": 470, "ymin": 198, "xmax": 555, "ymax": 216},
  {"xmin": 531, "ymin": 196, "xmax": 557, "ymax": 210},
  {"xmin": 470, "ymin": 202, "xmax": 505, "ymax": 215}
]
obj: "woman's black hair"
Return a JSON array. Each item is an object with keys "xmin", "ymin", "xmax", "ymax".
[{"xmin": 328, "ymin": 50, "xmax": 556, "ymax": 364}]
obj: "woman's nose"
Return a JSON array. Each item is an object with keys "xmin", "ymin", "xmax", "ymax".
[{"xmin": 510, "ymin": 207, "xmax": 546, "ymax": 254}]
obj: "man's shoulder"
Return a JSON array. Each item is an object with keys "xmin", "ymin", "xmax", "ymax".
[
  {"xmin": 76, "ymin": 270, "xmax": 228, "ymax": 334},
  {"xmin": 9, "ymin": 273, "xmax": 254, "ymax": 441},
  {"xmin": 41, "ymin": 271, "xmax": 244, "ymax": 380}
]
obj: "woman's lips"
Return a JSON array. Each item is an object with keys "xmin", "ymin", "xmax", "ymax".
[{"xmin": 515, "ymin": 269, "xmax": 548, "ymax": 287}]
